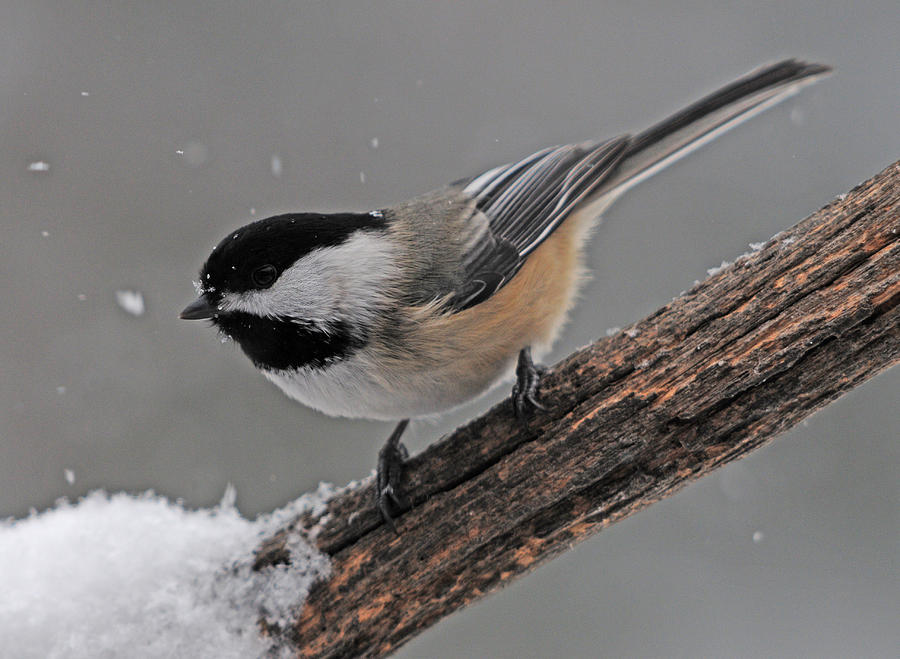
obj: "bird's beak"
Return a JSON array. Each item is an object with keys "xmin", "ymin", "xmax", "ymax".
[{"xmin": 179, "ymin": 297, "xmax": 217, "ymax": 320}]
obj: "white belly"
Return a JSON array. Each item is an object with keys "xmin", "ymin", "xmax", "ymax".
[{"xmin": 262, "ymin": 348, "xmax": 516, "ymax": 421}]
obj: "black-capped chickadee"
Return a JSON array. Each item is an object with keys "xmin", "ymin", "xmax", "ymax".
[{"xmin": 181, "ymin": 59, "xmax": 829, "ymax": 530}]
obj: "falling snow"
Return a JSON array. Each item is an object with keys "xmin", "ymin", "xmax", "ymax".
[{"xmin": 115, "ymin": 290, "xmax": 145, "ymax": 317}]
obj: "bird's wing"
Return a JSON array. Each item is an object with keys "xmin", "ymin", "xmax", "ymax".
[
  {"xmin": 445, "ymin": 136, "xmax": 629, "ymax": 311},
  {"xmin": 440, "ymin": 59, "xmax": 830, "ymax": 312}
]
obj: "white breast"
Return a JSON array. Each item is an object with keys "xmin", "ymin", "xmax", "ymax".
[{"xmin": 261, "ymin": 346, "xmax": 516, "ymax": 421}]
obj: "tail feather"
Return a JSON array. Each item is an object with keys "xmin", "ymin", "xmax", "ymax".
[{"xmin": 591, "ymin": 59, "xmax": 831, "ymax": 204}]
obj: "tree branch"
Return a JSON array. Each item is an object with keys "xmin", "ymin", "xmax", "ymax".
[{"xmin": 254, "ymin": 160, "xmax": 900, "ymax": 658}]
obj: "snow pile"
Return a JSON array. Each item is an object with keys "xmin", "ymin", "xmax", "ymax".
[{"xmin": 0, "ymin": 485, "xmax": 335, "ymax": 659}]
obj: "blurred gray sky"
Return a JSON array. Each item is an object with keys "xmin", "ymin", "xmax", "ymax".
[{"xmin": 1, "ymin": 1, "xmax": 898, "ymax": 657}]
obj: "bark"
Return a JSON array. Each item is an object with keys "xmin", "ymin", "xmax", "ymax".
[{"xmin": 254, "ymin": 160, "xmax": 900, "ymax": 658}]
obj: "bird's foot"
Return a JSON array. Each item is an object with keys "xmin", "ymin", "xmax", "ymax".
[
  {"xmin": 376, "ymin": 419, "xmax": 410, "ymax": 533},
  {"xmin": 512, "ymin": 346, "xmax": 546, "ymax": 420}
]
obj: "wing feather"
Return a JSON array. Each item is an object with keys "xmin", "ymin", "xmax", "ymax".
[
  {"xmin": 442, "ymin": 59, "xmax": 830, "ymax": 313},
  {"xmin": 447, "ymin": 137, "xmax": 629, "ymax": 311}
]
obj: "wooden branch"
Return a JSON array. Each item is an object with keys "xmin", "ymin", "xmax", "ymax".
[{"xmin": 254, "ymin": 161, "xmax": 900, "ymax": 658}]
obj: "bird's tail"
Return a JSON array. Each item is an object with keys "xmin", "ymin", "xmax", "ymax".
[{"xmin": 589, "ymin": 59, "xmax": 831, "ymax": 206}]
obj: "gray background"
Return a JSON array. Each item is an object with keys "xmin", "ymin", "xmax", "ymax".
[{"xmin": 2, "ymin": 1, "xmax": 898, "ymax": 657}]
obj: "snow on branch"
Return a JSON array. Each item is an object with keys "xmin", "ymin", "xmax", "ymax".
[{"xmin": 1, "ymin": 485, "xmax": 337, "ymax": 658}]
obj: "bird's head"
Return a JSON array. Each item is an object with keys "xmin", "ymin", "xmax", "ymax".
[{"xmin": 180, "ymin": 211, "xmax": 392, "ymax": 371}]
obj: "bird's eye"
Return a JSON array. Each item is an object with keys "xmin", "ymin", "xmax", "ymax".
[{"xmin": 251, "ymin": 264, "xmax": 277, "ymax": 288}]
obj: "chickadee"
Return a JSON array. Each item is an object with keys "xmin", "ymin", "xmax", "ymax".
[{"xmin": 181, "ymin": 59, "xmax": 829, "ymax": 530}]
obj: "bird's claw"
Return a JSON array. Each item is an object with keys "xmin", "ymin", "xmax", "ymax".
[
  {"xmin": 376, "ymin": 423, "xmax": 410, "ymax": 533},
  {"xmin": 512, "ymin": 347, "xmax": 546, "ymax": 420}
]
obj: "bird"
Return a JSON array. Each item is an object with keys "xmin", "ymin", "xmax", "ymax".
[{"xmin": 180, "ymin": 59, "xmax": 829, "ymax": 532}]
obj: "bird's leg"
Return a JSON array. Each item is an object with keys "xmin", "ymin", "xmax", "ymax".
[
  {"xmin": 376, "ymin": 419, "xmax": 410, "ymax": 533},
  {"xmin": 512, "ymin": 346, "xmax": 546, "ymax": 420}
]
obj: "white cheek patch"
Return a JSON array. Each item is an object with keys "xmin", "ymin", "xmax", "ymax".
[{"xmin": 218, "ymin": 231, "xmax": 398, "ymax": 326}]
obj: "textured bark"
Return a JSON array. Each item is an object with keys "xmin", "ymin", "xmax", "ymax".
[{"xmin": 254, "ymin": 161, "xmax": 900, "ymax": 658}]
